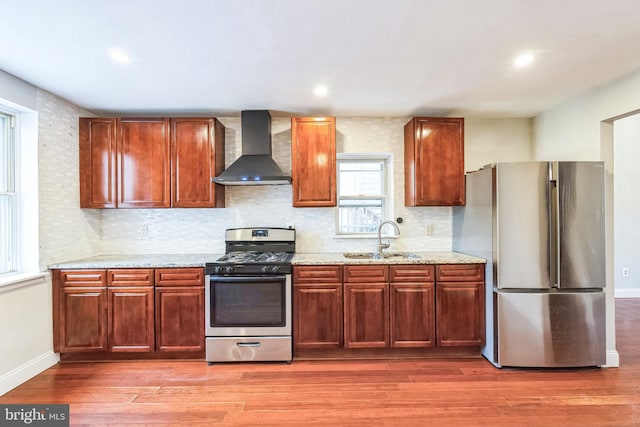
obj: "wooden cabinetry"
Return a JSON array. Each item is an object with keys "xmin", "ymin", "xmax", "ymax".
[
  {"xmin": 390, "ymin": 265, "xmax": 435, "ymax": 348},
  {"xmin": 155, "ymin": 268, "xmax": 205, "ymax": 352},
  {"xmin": 107, "ymin": 269, "xmax": 155, "ymax": 352},
  {"xmin": 436, "ymin": 264, "xmax": 484, "ymax": 346},
  {"xmin": 404, "ymin": 117, "xmax": 465, "ymax": 206},
  {"xmin": 118, "ymin": 118, "xmax": 171, "ymax": 208},
  {"xmin": 53, "ymin": 267, "xmax": 205, "ymax": 357},
  {"xmin": 343, "ymin": 265, "xmax": 389, "ymax": 348},
  {"xmin": 56, "ymin": 270, "xmax": 108, "ymax": 353},
  {"xmin": 79, "ymin": 118, "xmax": 117, "ymax": 208},
  {"xmin": 293, "ymin": 266, "xmax": 343, "ymax": 349},
  {"xmin": 171, "ymin": 118, "xmax": 225, "ymax": 208},
  {"xmin": 79, "ymin": 117, "xmax": 225, "ymax": 209},
  {"xmin": 291, "ymin": 117, "xmax": 336, "ymax": 207},
  {"xmin": 293, "ymin": 262, "xmax": 484, "ymax": 355}
]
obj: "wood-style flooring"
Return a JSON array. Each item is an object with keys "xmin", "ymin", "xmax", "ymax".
[{"xmin": 2, "ymin": 299, "xmax": 640, "ymax": 426}]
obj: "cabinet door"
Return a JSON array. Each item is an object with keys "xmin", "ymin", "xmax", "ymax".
[
  {"xmin": 118, "ymin": 118, "xmax": 171, "ymax": 208},
  {"xmin": 294, "ymin": 283, "xmax": 343, "ymax": 349},
  {"xmin": 390, "ymin": 283, "xmax": 435, "ymax": 348},
  {"xmin": 404, "ymin": 117, "xmax": 464, "ymax": 206},
  {"xmin": 291, "ymin": 117, "xmax": 336, "ymax": 207},
  {"xmin": 171, "ymin": 118, "xmax": 225, "ymax": 208},
  {"xmin": 59, "ymin": 287, "xmax": 108, "ymax": 352},
  {"xmin": 155, "ymin": 286, "xmax": 205, "ymax": 352},
  {"xmin": 108, "ymin": 287, "xmax": 155, "ymax": 352},
  {"xmin": 344, "ymin": 283, "xmax": 389, "ymax": 348},
  {"xmin": 79, "ymin": 118, "xmax": 117, "ymax": 208},
  {"xmin": 436, "ymin": 281, "xmax": 484, "ymax": 346}
]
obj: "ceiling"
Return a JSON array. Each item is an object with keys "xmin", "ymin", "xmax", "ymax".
[{"xmin": 2, "ymin": 0, "xmax": 640, "ymax": 118}]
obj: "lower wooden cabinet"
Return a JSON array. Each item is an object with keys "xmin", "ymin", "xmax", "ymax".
[
  {"xmin": 293, "ymin": 263, "xmax": 484, "ymax": 354},
  {"xmin": 53, "ymin": 267, "xmax": 204, "ymax": 356},
  {"xmin": 155, "ymin": 268, "xmax": 205, "ymax": 352},
  {"xmin": 293, "ymin": 265, "xmax": 343, "ymax": 349},
  {"xmin": 60, "ymin": 286, "xmax": 108, "ymax": 353},
  {"xmin": 436, "ymin": 265, "xmax": 485, "ymax": 346},
  {"xmin": 108, "ymin": 286, "xmax": 155, "ymax": 352},
  {"xmin": 344, "ymin": 283, "xmax": 389, "ymax": 348}
]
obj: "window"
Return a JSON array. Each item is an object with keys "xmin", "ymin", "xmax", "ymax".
[
  {"xmin": 336, "ymin": 154, "xmax": 393, "ymax": 235},
  {"xmin": 0, "ymin": 111, "xmax": 16, "ymax": 275}
]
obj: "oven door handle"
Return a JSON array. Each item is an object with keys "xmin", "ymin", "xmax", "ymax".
[
  {"xmin": 209, "ymin": 275, "xmax": 287, "ymax": 283},
  {"xmin": 236, "ymin": 342, "xmax": 262, "ymax": 348}
]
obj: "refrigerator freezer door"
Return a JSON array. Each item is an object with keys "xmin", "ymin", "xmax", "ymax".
[
  {"xmin": 557, "ymin": 162, "xmax": 606, "ymax": 289},
  {"xmin": 495, "ymin": 162, "xmax": 551, "ymax": 289},
  {"xmin": 496, "ymin": 290, "xmax": 605, "ymax": 367}
]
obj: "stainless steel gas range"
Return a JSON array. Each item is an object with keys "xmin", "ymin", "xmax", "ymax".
[{"xmin": 204, "ymin": 227, "xmax": 295, "ymax": 364}]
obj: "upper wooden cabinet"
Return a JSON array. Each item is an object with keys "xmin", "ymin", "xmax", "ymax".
[
  {"xmin": 404, "ymin": 117, "xmax": 465, "ymax": 206},
  {"xmin": 79, "ymin": 117, "xmax": 225, "ymax": 209},
  {"xmin": 79, "ymin": 118, "xmax": 117, "ymax": 208},
  {"xmin": 171, "ymin": 118, "xmax": 225, "ymax": 208},
  {"xmin": 118, "ymin": 118, "xmax": 171, "ymax": 208},
  {"xmin": 291, "ymin": 117, "xmax": 336, "ymax": 207}
]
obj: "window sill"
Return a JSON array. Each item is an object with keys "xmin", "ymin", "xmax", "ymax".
[{"xmin": 0, "ymin": 272, "xmax": 49, "ymax": 294}]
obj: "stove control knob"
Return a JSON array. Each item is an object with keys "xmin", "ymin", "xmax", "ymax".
[
  {"xmin": 214, "ymin": 266, "xmax": 224, "ymax": 274},
  {"xmin": 261, "ymin": 266, "xmax": 270, "ymax": 273},
  {"xmin": 224, "ymin": 266, "xmax": 234, "ymax": 274},
  {"xmin": 271, "ymin": 266, "xmax": 280, "ymax": 273}
]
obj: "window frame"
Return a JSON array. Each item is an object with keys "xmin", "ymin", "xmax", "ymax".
[
  {"xmin": 335, "ymin": 153, "xmax": 394, "ymax": 237},
  {"xmin": 0, "ymin": 110, "xmax": 17, "ymax": 276}
]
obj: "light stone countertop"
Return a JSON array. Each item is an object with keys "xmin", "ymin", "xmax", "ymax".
[
  {"xmin": 292, "ymin": 251, "xmax": 486, "ymax": 265},
  {"xmin": 48, "ymin": 251, "xmax": 485, "ymax": 270},
  {"xmin": 48, "ymin": 253, "xmax": 223, "ymax": 269}
]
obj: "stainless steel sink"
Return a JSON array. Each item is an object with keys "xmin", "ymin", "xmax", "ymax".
[{"xmin": 342, "ymin": 252, "xmax": 421, "ymax": 260}]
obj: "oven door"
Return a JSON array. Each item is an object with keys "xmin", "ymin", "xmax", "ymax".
[{"xmin": 205, "ymin": 274, "xmax": 291, "ymax": 337}]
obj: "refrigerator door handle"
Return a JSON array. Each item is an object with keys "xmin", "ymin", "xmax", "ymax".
[{"xmin": 549, "ymin": 162, "xmax": 559, "ymax": 288}]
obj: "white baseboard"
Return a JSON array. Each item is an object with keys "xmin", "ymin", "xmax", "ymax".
[
  {"xmin": 0, "ymin": 351, "xmax": 59, "ymax": 396},
  {"xmin": 615, "ymin": 288, "xmax": 640, "ymax": 298},
  {"xmin": 604, "ymin": 350, "xmax": 620, "ymax": 368}
]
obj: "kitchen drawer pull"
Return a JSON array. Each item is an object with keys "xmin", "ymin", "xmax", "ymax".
[{"xmin": 236, "ymin": 342, "xmax": 262, "ymax": 348}]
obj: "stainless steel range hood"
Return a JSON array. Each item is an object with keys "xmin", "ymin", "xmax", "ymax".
[{"xmin": 213, "ymin": 110, "xmax": 292, "ymax": 185}]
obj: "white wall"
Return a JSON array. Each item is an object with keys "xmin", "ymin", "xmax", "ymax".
[
  {"xmin": 464, "ymin": 118, "xmax": 532, "ymax": 171},
  {"xmin": 613, "ymin": 114, "xmax": 640, "ymax": 294},
  {"xmin": 0, "ymin": 70, "xmax": 97, "ymax": 395}
]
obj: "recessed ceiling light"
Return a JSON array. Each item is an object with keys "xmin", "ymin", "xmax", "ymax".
[
  {"xmin": 313, "ymin": 85, "xmax": 328, "ymax": 97},
  {"xmin": 514, "ymin": 52, "xmax": 535, "ymax": 68},
  {"xmin": 109, "ymin": 49, "xmax": 131, "ymax": 64}
]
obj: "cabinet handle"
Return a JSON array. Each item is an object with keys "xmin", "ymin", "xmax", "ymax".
[{"xmin": 236, "ymin": 342, "xmax": 262, "ymax": 348}]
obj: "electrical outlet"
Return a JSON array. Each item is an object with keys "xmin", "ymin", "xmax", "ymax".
[
  {"xmin": 426, "ymin": 224, "xmax": 434, "ymax": 236},
  {"xmin": 622, "ymin": 267, "xmax": 630, "ymax": 278},
  {"xmin": 140, "ymin": 225, "xmax": 149, "ymax": 237}
]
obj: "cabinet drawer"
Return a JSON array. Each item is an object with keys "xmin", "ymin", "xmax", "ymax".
[
  {"xmin": 155, "ymin": 268, "xmax": 204, "ymax": 286},
  {"xmin": 343, "ymin": 265, "xmax": 388, "ymax": 283},
  {"xmin": 294, "ymin": 265, "xmax": 342, "ymax": 283},
  {"xmin": 108, "ymin": 269, "xmax": 154, "ymax": 287},
  {"xmin": 436, "ymin": 264, "xmax": 484, "ymax": 282},
  {"xmin": 390, "ymin": 265, "xmax": 435, "ymax": 283},
  {"xmin": 60, "ymin": 270, "xmax": 107, "ymax": 287}
]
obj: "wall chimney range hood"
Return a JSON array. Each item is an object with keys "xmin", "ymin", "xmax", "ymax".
[{"xmin": 213, "ymin": 110, "xmax": 292, "ymax": 185}]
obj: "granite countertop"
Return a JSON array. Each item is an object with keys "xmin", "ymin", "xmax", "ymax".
[
  {"xmin": 292, "ymin": 251, "xmax": 486, "ymax": 265},
  {"xmin": 48, "ymin": 251, "xmax": 485, "ymax": 269},
  {"xmin": 47, "ymin": 253, "xmax": 223, "ymax": 269}
]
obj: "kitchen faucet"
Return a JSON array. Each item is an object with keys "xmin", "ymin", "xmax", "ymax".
[{"xmin": 377, "ymin": 220, "xmax": 400, "ymax": 258}]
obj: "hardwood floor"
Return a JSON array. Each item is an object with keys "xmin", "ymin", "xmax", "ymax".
[{"xmin": 2, "ymin": 299, "xmax": 640, "ymax": 426}]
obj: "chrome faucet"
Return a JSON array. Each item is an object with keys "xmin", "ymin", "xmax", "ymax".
[{"xmin": 377, "ymin": 220, "xmax": 400, "ymax": 258}]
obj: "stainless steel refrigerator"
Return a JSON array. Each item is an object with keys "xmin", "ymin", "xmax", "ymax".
[{"xmin": 453, "ymin": 161, "xmax": 606, "ymax": 368}]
